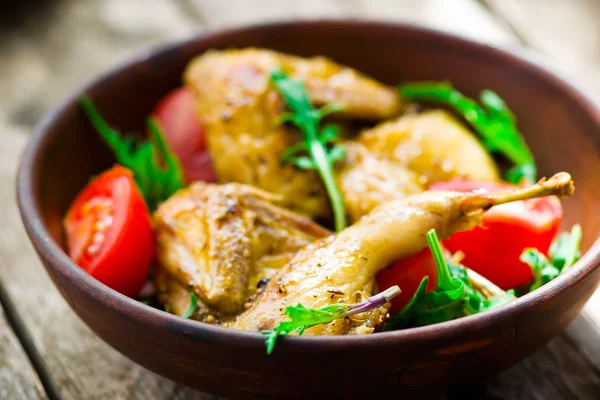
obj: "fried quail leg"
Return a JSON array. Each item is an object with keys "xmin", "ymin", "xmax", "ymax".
[{"xmin": 229, "ymin": 173, "xmax": 574, "ymax": 335}]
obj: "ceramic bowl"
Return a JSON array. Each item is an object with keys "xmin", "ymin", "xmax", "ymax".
[{"xmin": 17, "ymin": 21, "xmax": 600, "ymax": 399}]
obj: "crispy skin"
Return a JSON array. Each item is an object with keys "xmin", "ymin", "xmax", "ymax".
[
  {"xmin": 185, "ymin": 48, "xmax": 498, "ymax": 221},
  {"xmin": 154, "ymin": 182, "xmax": 330, "ymax": 319},
  {"xmin": 155, "ymin": 267, "xmax": 216, "ymax": 321},
  {"xmin": 339, "ymin": 110, "xmax": 500, "ymax": 220},
  {"xmin": 355, "ymin": 110, "xmax": 499, "ymax": 183},
  {"xmin": 184, "ymin": 48, "xmax": 404, "ymax": 219}
]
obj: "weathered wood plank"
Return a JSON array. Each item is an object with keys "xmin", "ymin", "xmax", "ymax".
[
  {"xmin": 0, "ymin": 1, "xmax": 217, "ymax": 398},
  {"xmin": 483, "ymin": 331, "xmax": 600, "ymax": 400},
  {"xmin": 352, "ymin": 0, "xmax": 516, "ymax": 44},
  {"xmin": 186, "ymin": 0, "xmax": 345, "ymax": 24},
  {"xmin": 0, "ymin": 0, "xmax": 200, "ymax": 130},
  {"xmin": 484, "ymin": 0, "xmax": 600, "ymax": 91},
  {"xmin": 0, "ymin": 306, "xmax": 46, "ymax": 400},
  {"xmin": 186, "ymin": 0, "xmax": 516, "ymax": 45}
]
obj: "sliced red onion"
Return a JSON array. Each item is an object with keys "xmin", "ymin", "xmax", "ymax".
[{"xmin": 345, "ymin": 285, "xmax": 401, "ymax": 316}]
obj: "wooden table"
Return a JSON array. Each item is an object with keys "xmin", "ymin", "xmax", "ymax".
[{"xmin": 1, "ymin": 1, "xmax": 599, "ymax": 399}]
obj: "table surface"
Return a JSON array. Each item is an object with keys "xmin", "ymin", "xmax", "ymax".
[{"xmin": 1, "ymin": 1, "xmax": 600, "ymax": 399}]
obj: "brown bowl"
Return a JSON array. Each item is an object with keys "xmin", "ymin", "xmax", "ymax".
[{"xmin": 17, "ymin": 20, "xmax": 600, "ymax": 399}]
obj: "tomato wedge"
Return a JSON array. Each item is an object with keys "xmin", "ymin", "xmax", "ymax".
[
  {"xmin": 429, "ymin": 179, "xmax": 563, "ymax": 289},
  {"xmin": 376, "ymin": 248, "xmax": 438, "ymax": 315},
  {"xmin": 152, "ymin": 87, "xmax": 217, "ymax": 183},
  {"xmin": 64, "ymin": 166, "xmax": 154, "ymax": 297}
]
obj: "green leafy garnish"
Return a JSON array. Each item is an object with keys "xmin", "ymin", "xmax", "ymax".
[
  {"xmin": 262, "ymin": 304, "xmax": 348, "ymax": 355},
  {"xmin": 270, "ymin": 69, "xmax": 347, "ymax": 231},
  {"xmin": 522, "ymin": 224, "xmax": 582, "ymax": 291},
  {"xmin": 550, "ymin": 224, "xmax": 582, "ymax": 270},
  {"xmin": 399, "ymin": 82, "xmax": 536, "ymax": 184},
  {"xmin": 79, "ymin": 96, "xmax": 185, "ymax": 210},
  {"xmin": 181, "ymin": 293, "xmax": 198, "ymax": 319},
  {"xmin": 386, "ymin": 229, "xmax": 515, "ymax": 330},
  {"xmin": 262, "ymin": 286, "xmax": 400, "ymax": 354},
  {"xmin": 447, "ymin": 259, "xmax": 514, "ymax": 314},
  {"xmin": 521, "ymin": 249, "xmax": 559, "ymax": 292}
]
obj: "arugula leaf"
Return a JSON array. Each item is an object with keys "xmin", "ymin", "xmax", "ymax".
[
  {"xmin": 506, "ymin": 163, "xmax": 536, "ymax": 185},
  {"xmin": 79, "ymin": 96, "xmax": 185, "ymax": 211},
  {"xmin": 550, "ymin": 224, "xmax": 582, "ymax": 270},
  {"xmin": 520, "ymin": 249, "xmax": 559, "ymax": 292},
  {"xmin": 262, "ymin": 285, "xmax": 400, "ymax": 354},
  {"xmin": 522, "ymin": 224, "xmax": 582, "ymax": 292},
  {"xmin": 270, "ymin": 69, "xmax": 347, "ymax": 231},
  {"xmin": 181, "ymin": 293, "xmax": 198, "ymax": 319},
  {"xmin": 386, "ymin": 229, "xmax": 515, "ymax": 330},
  {"xmin": 262, "ymin": 329, "xmax": 279, "ymax": 355},
  {"xmin": 447, "ymin": 260, "xmax": 515, "ymax": 313},
  {"xmin": 399, "ymin": 82, "xmax": 536, "ymax": 183},
  {"xmin": 486, "ymin": 291, "xmax": 517, "ymax": 308}
]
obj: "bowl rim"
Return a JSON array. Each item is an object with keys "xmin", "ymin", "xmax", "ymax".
[{"xmin": 17, "ymin": 19, "xmax": 600, "ymax": 351}]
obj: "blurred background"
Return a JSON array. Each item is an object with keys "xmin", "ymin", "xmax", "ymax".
[{"xmin": 1, "ymin": 1, "xmax": 599, "ymax": 399}]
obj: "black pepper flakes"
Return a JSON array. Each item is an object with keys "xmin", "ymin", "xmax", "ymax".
[{"xmin": 256, "ymin": 278, "xmax": 270, "ymax": 290}]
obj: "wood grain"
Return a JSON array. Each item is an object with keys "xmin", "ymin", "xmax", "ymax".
[
  {"xmin": 484, "ymin": 332, "xmax": 600, "ymax": 400},
  {"xmin": 0, "ymin": 307, "xmax": 45, "ymax": 400},
  {"xmin": 0, "ymin": 2, "xmax": 216, "ymax": 398},
  {"xmin": 1, "ymin": 0, "xmax": 600, "ymax": 399},
  {"xmin": 186, "ymin": 0, "xmax": 516, "ymax": 45},
  {"xmin": 484, "ymin": 0, "xmax": 600, "ymax": 91},
  {"xmin": 0, "ymin": 0, "xmax": 199, "ymax": 130},
  {"xmin": 444, "ymin": 324, "xmax": 600, "ymax": 400}
]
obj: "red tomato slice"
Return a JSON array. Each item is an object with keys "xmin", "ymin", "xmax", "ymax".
[
  {"xmin": 429, "ymin": 179, "xmax": 563, "ymax": 290},
  {"xmin": 153, "ymin": 87, "xmax": 218, "ymax": 183},
  {"xmin": 64, "ymin": 166, "xmax": 154, "ymax": 297},
  {"xmin": 376, "ymin": 248, "xmax": 438, "ymax": 315}
]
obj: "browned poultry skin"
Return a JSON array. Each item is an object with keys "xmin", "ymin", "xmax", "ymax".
[
  {"xmin": 155, "ymin": 267, "xmax": 216, "ymax": 321},
  {"xmin": 185, "ymin": 48, "xmax": 499, "ymax": 222},
  {"xmin": 229, "ymin": 173, "xmax": 574, "ymax": 335},
  {"xmin": 357, "ymin": 110, "xmax": 499, "ymax": 183},
  {"xmin": 154, "ymin": 182, "xmax": 330, "ymax": 319},
  {"xmin": 337, "ymin": 143, "xmax": 424, "ymax": 223},
  {"xmin": 339, "ymin": 110, "xmax": 500, "ymax": 220},
  {"xmin": 184, "ymin": 48, "xmax": 404, "ymax": 220}
]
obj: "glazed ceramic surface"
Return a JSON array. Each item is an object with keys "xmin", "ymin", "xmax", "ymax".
[{"xmin": 18, "ymin": 21, "xmax": 600, "ymax": 399}]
